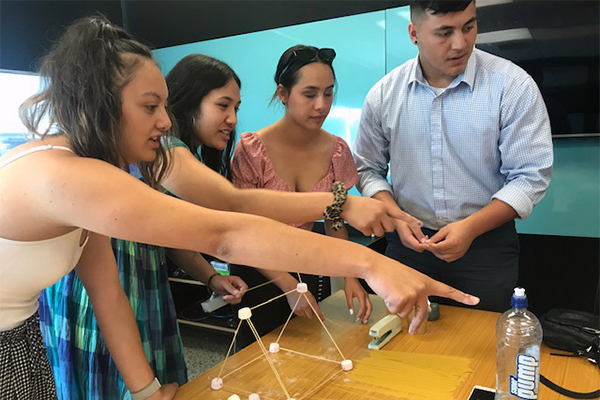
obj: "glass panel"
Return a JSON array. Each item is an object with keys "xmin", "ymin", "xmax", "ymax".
[
  {"xmin": 0, "ymin": 71, "xmax": 40, "ymax": 156},
  {"xmin": 516, "ymin": 139, "xmax": 600, "ymax": 237},
  {"xmin": 385, "ymin": 6, "xmax": 419, "ymax": 73},
  {"xmin": 153, "ymin": 5, "xmax": 599, "ymax": 238}
]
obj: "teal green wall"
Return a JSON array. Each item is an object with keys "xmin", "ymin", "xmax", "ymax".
[
  {"xmin": 515, "ymin": 139, "xmax": 599, "ymax": 238},
  {"xmin": 153, "ymin": 11, "xmax": 386, "ymax": 146},
  {"xmin": 153, "ymin": 6, "xmax": 600, "ymax": 239}
]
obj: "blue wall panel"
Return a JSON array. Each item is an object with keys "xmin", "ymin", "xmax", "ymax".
[
  {"xmin": 154, "ymin": 11, "xmax": 385, "ymax": 148},
  {"xmin": 384, "ymin": 7, "xmax": 418, "ymax": 72},
  {"xmin": 515, "ymin": 139, "xmax": 600, "ymax": 238}
]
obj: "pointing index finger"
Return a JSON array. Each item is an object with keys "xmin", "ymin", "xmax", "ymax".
[{"xmin": 430, "ymin": 281, "xmax": 480, "ymax": 306}]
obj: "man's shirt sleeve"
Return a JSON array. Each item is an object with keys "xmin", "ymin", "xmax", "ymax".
[
  {"xmin": 493, "ymin": 74, "xmax": 554, "ymax": 219},
  {"xmin": 354, "ymin": 82, "xmax": 394, "ymax": 199}
]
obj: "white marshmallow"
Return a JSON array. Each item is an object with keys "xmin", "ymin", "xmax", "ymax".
[
  {"xmin": 211, "ymin": 377, "xmax": 223, "ymax": 390},
  {"xmin": 341, "ymin": 359, "xmax": 353, "ymax": 371},
  {"xmin": 269, "ymin": 342, "xmax": 280, "ymax": 353},
  {"xmin": 227, "ymin": 395, "xmax": 241, "ymax": 400},
  {"xmin": 296, "ymin": 283, "xmax": 308, "ymax": 293},
  {"xmin": 237, "ymin": 307, "xmax": 252, "ymax": 320},
  {"xmin": 248, "ymin": 394, "xmax": 260, "ymax": 400}
]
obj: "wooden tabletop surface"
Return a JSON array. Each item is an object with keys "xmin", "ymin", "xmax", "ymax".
[{"xmin": 174, "ymin": 291, "xmax": 600, "ymax": 400}]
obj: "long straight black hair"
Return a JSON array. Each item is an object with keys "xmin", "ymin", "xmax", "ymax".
[{"xmin": 166, "ymin": 54, "xmax": 241, "ymax": 179}]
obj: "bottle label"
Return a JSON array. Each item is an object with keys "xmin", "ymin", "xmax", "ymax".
[{"xmin": 509, "ymin": 354, "xmax": 539, "ymax": 399}]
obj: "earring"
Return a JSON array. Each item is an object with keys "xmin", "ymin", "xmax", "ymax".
[
  {"xmin": 414, "ymin": 40, "xmax": 418, "ymax": 44},
  {"xmin": 192, "ymin": 115, "xmax": 196, "ymax": 125}
]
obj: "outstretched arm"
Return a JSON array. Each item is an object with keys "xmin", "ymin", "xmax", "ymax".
[
  {"xmin": 161, "ymin": 146, "xmax": 420, "ymax": 236},
  {"xmin": 75, "ymin": 233, "xmax": 177, "ymax": 399},
  {"xmin": 38, "ymin": 156, "xmax": 478, "ymax": 333}
]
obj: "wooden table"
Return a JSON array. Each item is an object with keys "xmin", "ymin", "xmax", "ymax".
[{"xmin": 175, "ymin": 291, "xmax": 600, "ymax": 399}]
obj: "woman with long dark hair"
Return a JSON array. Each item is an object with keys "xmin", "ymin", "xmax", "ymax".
[
  {"xmin": 166, "ymin": 54, "xmax": 240, "ymax": 179},
  {"xmin": 230, "ymin": 45, "xmax": 373, "ymax": 348},
  {"xmin": 2, "ymin": 15, "xmax": 478, "ymax": 400},
  {"xmin": 39, "ymin": 54, "xmax": 251, "ymax": 399}
]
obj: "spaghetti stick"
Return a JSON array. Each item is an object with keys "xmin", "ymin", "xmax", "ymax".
[
  {"xmin": 247, "ymin": 318, "xmax": 291, "ymax": 399},
  {"xmin": 302, "ymin": 293, "xmax": 346, "ymax": 360}
]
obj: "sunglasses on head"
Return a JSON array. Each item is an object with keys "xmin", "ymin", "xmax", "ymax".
[{"xmin": 277, "ymin": 47, "xmax": 337, "ymax": 83}]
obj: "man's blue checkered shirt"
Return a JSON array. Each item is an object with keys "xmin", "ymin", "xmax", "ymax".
[{"xmin": 354, "ymin": 48, "xmax": 553, "ymax": 230}]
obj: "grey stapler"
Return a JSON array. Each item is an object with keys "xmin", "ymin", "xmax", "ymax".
[{"xmin": 368, "ymin": 315, "xmax": 402, "ymax": 350}]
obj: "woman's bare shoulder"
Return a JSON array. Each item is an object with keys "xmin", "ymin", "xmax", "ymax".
[{"xmin": 319, "ymin": 129, "xmax": 339, "ymax": 145}]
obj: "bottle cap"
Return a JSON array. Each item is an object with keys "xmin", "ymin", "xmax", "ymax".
[{"xmin": 511, "ymin": 286, "xmax": 528, "ymax": 308}]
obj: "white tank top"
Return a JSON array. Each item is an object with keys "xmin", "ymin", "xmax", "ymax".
[{"xmin": 0, "ymin": 145, "xmax": 89, "ymax": 331}]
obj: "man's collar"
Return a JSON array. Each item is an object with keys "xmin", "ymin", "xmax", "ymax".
[
  {"xmin": 461, "ymin": 48, "xmax": 477, "ymax": 89},
  {"xmin": 408, "ymin": 49, "xmax": 477, "ymax": 90},
  {"xmin": 408, "ymin": 55, "xmax": 424, "ymax": 85}
]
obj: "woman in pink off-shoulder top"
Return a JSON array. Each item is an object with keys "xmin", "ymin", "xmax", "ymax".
[{"xmin": 230, "ymin": 45, "xmax": 373, "ymax": 349}]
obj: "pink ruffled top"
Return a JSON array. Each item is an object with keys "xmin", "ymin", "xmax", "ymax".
[{"xmin": 231, "ymin": 131, "xmax": 358, "ymax": 230}]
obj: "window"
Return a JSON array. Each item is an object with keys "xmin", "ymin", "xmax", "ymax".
[{"xmin": 0, "ymin": 70, "xmax": 42, "ymax": 156}]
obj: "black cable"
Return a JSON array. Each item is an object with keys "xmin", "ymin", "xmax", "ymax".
[{"xmin": 541, "ymin": 374, "xmax": 600, "ymax": 399}]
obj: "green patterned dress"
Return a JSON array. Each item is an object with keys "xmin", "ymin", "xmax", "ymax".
[{"xmin": 39, "ymin": 185, "xmax": 187, "ymax": 399}]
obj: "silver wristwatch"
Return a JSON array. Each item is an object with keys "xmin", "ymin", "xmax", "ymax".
[{"xmin": 131, "ymin": 377, "xmax": 161, "ymax": 400}]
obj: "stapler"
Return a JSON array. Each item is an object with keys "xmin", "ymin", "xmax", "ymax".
[{"xmin": 368, "ymin": 315, "xmax": 402, "ymax": 350}]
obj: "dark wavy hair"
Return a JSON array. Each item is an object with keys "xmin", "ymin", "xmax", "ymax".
[
  {"xmin": 410, "ymin": 0, "xmax": 473, "ymax": 21},
  {"xmin": 19, "ymin": 14, "xmax": 171, "ymax": 188},
  {"xmin": 166, "ymin": 54, "xmax": 241, "ymax": 180},
  {"xmin": 271, "ymin": 45, "xmax": 337, "ymax": 104}
]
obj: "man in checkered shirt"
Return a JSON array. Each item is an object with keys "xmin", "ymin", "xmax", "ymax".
[{"xmin": 354, "ymin": 0, "xmax": 553, "ymax": 311}]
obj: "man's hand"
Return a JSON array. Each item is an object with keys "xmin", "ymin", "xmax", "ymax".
[
  {"xmin": 425, "ymin": 219, "xmax": 477, "ymax": 262},
  {"xmin": 395, "ymin": 219, "xmax": 428, "ymax": 253}
]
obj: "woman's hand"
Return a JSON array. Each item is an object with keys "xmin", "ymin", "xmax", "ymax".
[
  {"xmin": 364, "ymin": 256, "xmax": 479, "ymax": 335},
  {"xmin": 146, "ymin": 383, "xmax": 178, "ymax": 400},
  {"xmin": 286, "ymin": 289, "xmax": 325, "ymax": 321},
  {"xmin": 209, "ymin": 275, "xmax": 248, "ymax": 304},
  {"xmin": 342, "ymin": 195, "xmax": 422, "ymax": 237},
  {"xmin": 344, "ymin": 278, "xmax": 372, "ymax": 324}
]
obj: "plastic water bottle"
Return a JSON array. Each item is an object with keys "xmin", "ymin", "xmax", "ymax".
[{"xmin": 495, "ymin": 287, "xmax": 543, "ymax": 400}]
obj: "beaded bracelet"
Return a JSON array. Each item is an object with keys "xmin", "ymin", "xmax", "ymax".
[{"xmin": 323, "ymin": 181, "xmax": 347, "ymax": 231}]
